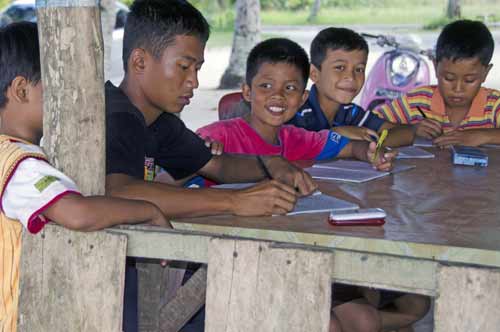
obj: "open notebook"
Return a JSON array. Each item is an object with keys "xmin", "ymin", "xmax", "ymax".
[
  {"xmin": 305, "ymin": 160, "xmax": 415, "ymax": 183},
  {"xmin": 213, "ymin": 183, "xmax": 359, "ymax": 215}
]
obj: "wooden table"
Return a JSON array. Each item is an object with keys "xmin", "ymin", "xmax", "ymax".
[
  {"xmin": 119, "ymin": 148, "xmax": 482, "ymax": 292},
  {"xmin": 20, "ymin": 147, "xmax": 500, "ymax": 331},
  {"xmin": 111, "ymin": 147, "xmax": 500, "ymax": 331}
]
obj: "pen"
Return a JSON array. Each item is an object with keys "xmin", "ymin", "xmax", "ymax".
[
  {"xmin": 416, "ymin": 106, "xmax": 427, "ymax": 119},
  {"xmin": 257, "ymin": 155, "xmax": 273, "ymax": 180},
  {"xmin": 372, "ymin": 129, "xmax": 388, "ymax": 162}
]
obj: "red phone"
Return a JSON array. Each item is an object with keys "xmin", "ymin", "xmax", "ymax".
[{"xmin": 328, "ymin": 208, "xmax": 386, "ymax": 226}]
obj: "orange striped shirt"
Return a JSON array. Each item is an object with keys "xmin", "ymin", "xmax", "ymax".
[{"xmin": 372, "ymin": 85, "xmax": 500, "ymax": 132}]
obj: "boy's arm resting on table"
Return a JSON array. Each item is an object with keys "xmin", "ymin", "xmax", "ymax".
[
  {"xmin": 379, "ymin": 122, "xmax": 416, "ymax": 147},
  {"xmin": 198, "ymin": 154, "xmax": 317, "ymax": 196},
  {"xmin": 42, "ymin": 193, "xmax": 171, "ymax": 231},
  {"xmin": 330, "ymin": 123, "xmax": 415, "ymax": 148},
  {"xmin": 330, "ymin": 126, "xmax": 379, "ymax": 142},
  {"xmin": 106, "ymin": 173, "xmax": 298, "ymax": 217},
  {"xmin": 433, "ymin": 128, "xmax": 500, "ymax": 147}
]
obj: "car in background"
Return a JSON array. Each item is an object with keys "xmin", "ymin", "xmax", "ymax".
[{"xmin": 0, "ymin": 0, "xmax": 129, "ymax": 29}]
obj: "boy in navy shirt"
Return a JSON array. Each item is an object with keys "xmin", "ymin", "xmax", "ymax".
[
  {"xmin": 288, "ymin": 27, "xmax": 430, "ymax": 332},
  {"xmin": 288, "ymin": 27, "xmax": 415, "ymax": 147}
]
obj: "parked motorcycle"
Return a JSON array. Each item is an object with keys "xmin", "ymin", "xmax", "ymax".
[{"xmin": 359, "ymin": 33, "xmax": 434, "ymax": 111}]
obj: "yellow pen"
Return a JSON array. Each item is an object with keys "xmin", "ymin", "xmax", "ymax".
[{"xmin": 372, "ymin": 129, "xmax": 388, "ymax": 162}]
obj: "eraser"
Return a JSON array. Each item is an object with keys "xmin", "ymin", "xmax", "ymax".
[{"xmin": 452, "ymin": 146, "xmax": 488, "ymax": 167}]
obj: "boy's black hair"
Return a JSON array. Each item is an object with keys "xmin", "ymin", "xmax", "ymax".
[
  {"xmin": 123, "ymin": 0, "xmax": 210, "ymax": 72},
  {"xmin": 0, "ymin": 22, "xmax": 40, "ymax": 108},
  {"xmin": 436, "ymin": 19, "xmax": 494, "ymax": 65},
  {"xmin": 310, "ymin": 27, "xmax": 368, "ymax": 69},
  {"xmin": 246, "ymin": 38, "xmax": 310, "ymax": 87}
]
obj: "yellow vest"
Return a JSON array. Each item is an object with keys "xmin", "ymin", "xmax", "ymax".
[{"xmin": 0, "ymin": 135, "xmax": 46, "ymax": 332}]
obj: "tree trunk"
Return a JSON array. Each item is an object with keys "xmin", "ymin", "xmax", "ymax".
[
  {"xmin": 100, "ymin": 0, "xmax": 116, "ymax": 80},
  {"xmin": 37, "ymin": 2, "xmax": 106, "ymax": 196},
  {"xmin": 307, "ymin": 0, "xmax": 321, "ymax": 23},
  {"xmin": 219, "ymin": 0, "xmax": 260, "ymax": 89},
  {"xmin": 446, "ymin": 0, "xmax": 461, "ymax": 19},
  {"xmin": 217, "ymin": 0, "xmax": 228, "ymax": 10}
]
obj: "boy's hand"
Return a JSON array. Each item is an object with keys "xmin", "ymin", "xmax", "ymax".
[
  {"xmin": 263, "ymin": 156, "xmax": 318, "ymax": 196},
  {"xmin": 333, "ymin": 126, "xmax": 379, "ymax": 142},
  {"xmin": 204, "ymin": 137, "xmax": 224, "ymax": 155},
  {"xmin": 433, "ymin": 129, "xmax": 485, "ymax": 148},
  {"xmin": 366, "ymin": 141, "xmax": 398, "ymax": 171},
  {"xmin": 415, "ymin": 119, "xmax": 442, "ymax": 139},
  {"xmin": 231, "ymin": 180, "xmax": 298, "ymax": 216},
  {"xmin": 148, "ymin": 206, "xmax": 173, "ymax": 228}
]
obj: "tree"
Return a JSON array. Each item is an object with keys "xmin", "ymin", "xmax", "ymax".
[
  {"xmin": 100, "ymin": 0, "xmax": 117, "ymax": 79},
  {"xmin": 446, "ymin": 0, "xmax": 461, "ymax": 19},
  {"xmin": 307, "ymin": 0, "xmax": 321, "ymax": 23},
  {"xmin": 217, "ymin": 0, "xmax": 229, "ymax": 10},
  {"xmin": 219, "ymin": 0, "xmax": 260, "ymax": 89}
]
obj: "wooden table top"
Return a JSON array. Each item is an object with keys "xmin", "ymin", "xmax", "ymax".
[{"xmin": 173, "ymin": 146, "xmax": 500, "ymax": 267}]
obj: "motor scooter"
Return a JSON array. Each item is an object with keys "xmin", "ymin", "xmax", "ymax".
[{"xmin": 359, "ymin": 33, "xmax": 433, "ymax": 111}]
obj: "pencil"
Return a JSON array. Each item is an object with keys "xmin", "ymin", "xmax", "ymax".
[
  {"xmin": 416, "ymin": 106, "xmax": 427, "ymax": 119},
  {"xmin": 372, "ymin": 129, "xmax": 388, "ymax": 162}
]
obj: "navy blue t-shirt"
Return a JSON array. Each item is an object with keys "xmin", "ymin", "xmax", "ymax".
[{"xmin": 288, "ymin": 85, "xmax": 385, "ymax": 132}]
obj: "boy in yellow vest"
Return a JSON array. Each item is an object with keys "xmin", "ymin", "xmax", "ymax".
[{"xmin": 0, "ymin": 22, "xmax": 170, "ymax": 332}]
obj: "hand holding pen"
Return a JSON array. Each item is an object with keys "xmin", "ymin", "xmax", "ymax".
[
  {"xmin": 367, "ymin": 129, "xmax": 397, "ymax": 171},
  {"xmin": 414, "ymin": 106, "xmax": 442, "ymax": 139}
]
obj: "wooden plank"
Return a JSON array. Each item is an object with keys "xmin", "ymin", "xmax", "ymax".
[
  {"xmin": 38, "ymin": 4, "xmax": 106, "ymax": 195},
  {"xmin": 333, "ymin": 250, "xmax": 437, "ymax": 295},
  {"xmin": 114, "ymin": 227, "xmax": 438, "ymax": 296},
  {"xmin": 17, "ymin": 224, "xmax": 127, "ymax": 332},
  {"xmin": 205, "ymin": 239, "xmax": 333, "ymax": 332},
  {"xmin": 137, "ymin": 261, "xmax": 191, "ymax": 332},
  {"xmin": 159, "ymin": 265, "xmax": 207, "ymax": 332},
  {"xmin": 434, "ymin": 265, "xmax": 500, "ymax": 332},
  {"xmin": 137, "ymin": 261, "xmax": 164, "ymax": 332},
  {"xmin": 111, "ymin": 226, "xmax": 210, "ymax": 263}
]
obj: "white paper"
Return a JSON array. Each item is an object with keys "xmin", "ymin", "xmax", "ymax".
[
  {"xmin": 413, "ymin": 137, "xmax": 434, "ymax": 147},
  {"xmin": 213, "ymin": 184, "xmax": 359, "ymax": 215},
  {"xmin": 288, "ymin": 191, "xmax": 359, "ymax": 215},
  {"xmin": 306, "ymin": 160, "xmax": 415, "ymax": 183}
]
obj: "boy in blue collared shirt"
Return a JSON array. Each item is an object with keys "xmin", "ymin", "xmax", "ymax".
[
  {"xmin": 288, "ymin": 27, "xmax": 430, "ymax": 332},
  {"xmin": 288, "ymin": 27, "xmax": 415, "ymax": 147}
]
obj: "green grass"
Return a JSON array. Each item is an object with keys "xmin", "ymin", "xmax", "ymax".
[
  {"xmin": 207, "ymin": 32, "xmax": 278, "ymax": 49},
  {"xmin": 261, "ymin": 3, "xmax": 500, "ymax": 27},
  {"xmin": 0, "ymin": 0, "xmax": 9, "ymax": 10},
  {"xmin": 262, "ymin": 6, "xmax": 443, "ymax": 25},
  {"xmin": 1, "ymin": 0, "xmax": 497, "ymax": 33}
]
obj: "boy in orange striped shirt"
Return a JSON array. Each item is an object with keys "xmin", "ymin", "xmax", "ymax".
[{"xmin": 373, "ymin": 20, "xmax": 500, "ymax": 147}]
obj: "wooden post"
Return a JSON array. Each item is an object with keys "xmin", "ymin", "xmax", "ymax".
[
  {"xmin": 17, "ymin": 225, "xmax": 128, "ymax": 331},
  {"xmin": 205, "ymin": 239, "xmax": 333, "ymax": 332},
  {"xmin": 37, "ymin": 0, "xmax": 106, "ymax": 195},
  {"xmin": 435, "ymin": 265, "xmax": 500, "ymax": 331}
]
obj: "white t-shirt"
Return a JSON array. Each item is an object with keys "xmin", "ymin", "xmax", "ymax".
[{"xmin": 2, "ymin": 142, "xmax": 80, "ymax": 233}]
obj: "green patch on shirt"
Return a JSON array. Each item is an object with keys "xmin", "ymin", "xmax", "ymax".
[{"xmin": 35, "ymin": 175, "xmax": 59, "ymax": 192}]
